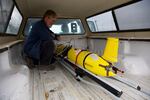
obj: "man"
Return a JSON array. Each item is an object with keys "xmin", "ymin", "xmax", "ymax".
[{"xmin": 24, "ymin": 10, "xmax": 59, "ymax": 69}]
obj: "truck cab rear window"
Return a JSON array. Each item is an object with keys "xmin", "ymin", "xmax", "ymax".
[{"xmin": 24, "ymin": 18, "xmax": 85, "ymax": 36}]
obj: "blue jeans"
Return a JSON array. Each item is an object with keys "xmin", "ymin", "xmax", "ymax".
[{"xmin": 40, "ymin": 40, "xmax": 55, "ymax": 65}]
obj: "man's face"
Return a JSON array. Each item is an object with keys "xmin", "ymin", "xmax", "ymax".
[{"xmin": 45, "ymin": 16, "xmax": 57, "ymax": 27}]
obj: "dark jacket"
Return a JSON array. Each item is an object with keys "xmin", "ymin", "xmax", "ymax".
[{"xmin": 24, "ymin": 20, "xmax": 57, "ymax": 60}]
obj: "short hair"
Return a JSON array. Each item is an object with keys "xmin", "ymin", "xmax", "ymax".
[{"xmin": 43, "ymin": 9, "xmax": 57, "ymax": 19}]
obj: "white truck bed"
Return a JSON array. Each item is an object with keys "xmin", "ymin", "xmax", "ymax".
[{"xmin": 30, "ymin": 62, "xmax": 150, "ymax": 100}]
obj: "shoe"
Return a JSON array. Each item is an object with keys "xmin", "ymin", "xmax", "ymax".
[
  {"xmin": 37, "ymin": 64, "xmax": 55, "ymax": 71},
  {"xmin": 25, "ymin": 56, "xmax": 35, "ymax": 69}
]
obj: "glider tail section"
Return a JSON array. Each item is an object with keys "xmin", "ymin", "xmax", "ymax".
[{"xmin": 102, "ymin": 37, "xmax": 119, "ymax": 63}]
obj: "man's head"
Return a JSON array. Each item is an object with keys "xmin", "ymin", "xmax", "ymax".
[{"xmin": 43, "ymin": 10, "xmax": 57, "ymax": 27}]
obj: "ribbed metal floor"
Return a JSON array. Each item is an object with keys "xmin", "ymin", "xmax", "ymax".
[{"xmin": 31, "ymin": 62, "xmax": 150, "ymax": 100}]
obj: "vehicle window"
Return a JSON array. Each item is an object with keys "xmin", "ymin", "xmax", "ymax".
[
  {"xmin": 0, "ymin": 0, "xmax": 13, "ymax": 33},
  {"xmin": 115, "ymin": 0, "xmax": 150, "ymax": 30},
  {"xmin": 86, "ymin": 11, "xmax": 117, "ymax": 32},
  {"xmin": 24, "ymin": 18, "xmax": 85, "ymax": 36},
  {"xmin": 6, "ymin": 6, "xmax": 22, "ymax": 34},
  {"xmin": 24, "ymin": 18, "xmax": 40, "ymax": 36}
]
